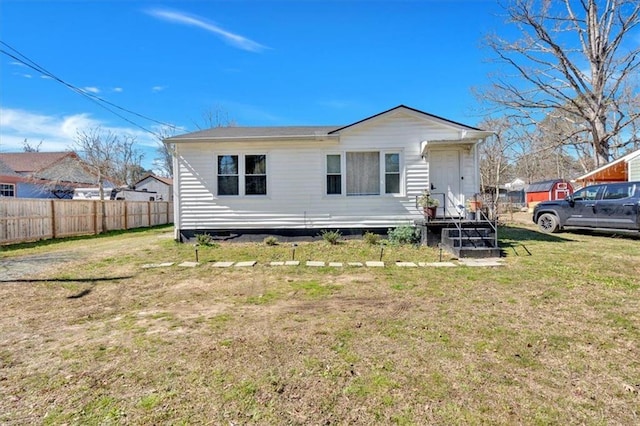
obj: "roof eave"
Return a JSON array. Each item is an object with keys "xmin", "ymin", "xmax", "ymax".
[{"xmin": 166, "ymin": 134, "xmax": 341, "ymax": 143}]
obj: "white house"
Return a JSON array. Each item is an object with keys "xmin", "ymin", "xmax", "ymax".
[
  {"xmin": 134, "ymin": 174, "xmax": 173, "ymax": 201},
  {"xmin": 166, "ymin": 105, "xmax": 493, "ymax": 241}
]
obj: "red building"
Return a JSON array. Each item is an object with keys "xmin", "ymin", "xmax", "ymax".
[{"xmin": 525, "ymin": 179, "xmax": 573, "ymax": 207}]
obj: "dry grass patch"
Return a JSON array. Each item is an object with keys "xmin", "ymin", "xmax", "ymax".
[{"xmin": 1, "ymin": 225, "xmax": 639, "ymax": 424}]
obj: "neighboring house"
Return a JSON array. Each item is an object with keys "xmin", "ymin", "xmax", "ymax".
[
  {"xmin": 166, "ymin": 105, "xmax": 493, "ymax": 241},
  {"xmin": 525, "ymin": 179, "xmax": 573, "ymax": 208},
  {"xmin": 0, "ymin": 152, "xmax": 117, "ymax": 199},
  {"xmin": 134, "ymin": 174, "xmax": 173, "ymax": 201},
  {"xmin": 574, "ymin": 148, "xmax": 640, "ymax": 185}
]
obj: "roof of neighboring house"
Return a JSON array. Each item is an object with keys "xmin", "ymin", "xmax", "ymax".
[
  {"xmin": 165, "ymin": 105, "xmax": 492, "ymax": 143},
  {"xmin": 526, "ymin": 179, "xmax": 570, "ymax": 193},
  {"xmin": 0, "ymin": 151, "xmax": 120, "ymax": 186},
  {"xmin": 0, "ymin": 158, "xmax": 19, "ymax": 176},
  {"xmin": 574, "ymin": 148, "xmax": 640, "ymax": 184},
  {"xmin": 135, "ymin": 173, "xmax": 173, "ymax": 186},
  {"xmin": 0, "ymin": 152, "xmax": 77, "ymax": 173}
]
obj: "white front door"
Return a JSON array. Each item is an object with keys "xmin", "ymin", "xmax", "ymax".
[{"xmin": 429, "ymin": 150, "xmax": 461, "ymax": 217}]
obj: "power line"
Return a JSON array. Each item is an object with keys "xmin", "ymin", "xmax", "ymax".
[{"xmin": 0, "ymin": 40, "xmax": 178, "ymax": 139}]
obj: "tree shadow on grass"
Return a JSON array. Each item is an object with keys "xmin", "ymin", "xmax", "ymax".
[
  {"xmin": 498, "ymin": 225, "xmax": 573, "ymax": 257},
  {"xmin": 0, "ymin": 275, "xmax": 134, "ymax": 284}
]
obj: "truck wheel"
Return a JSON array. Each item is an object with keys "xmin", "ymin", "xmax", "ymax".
[{"xmin": 537, "ymin": 213, "xmax": 559, "ymax": 233}]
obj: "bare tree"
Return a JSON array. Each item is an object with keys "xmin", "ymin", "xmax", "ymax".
[
  {"xmin": 154, "ymin": 106, "xmax": 237, "ymax": 178},
  {"xmin": 193, "ymin": 105, "xmax": 237, "ymax": 130},
  {"xmin": 153, "ymin": 126, "xmax": 177, "ymax": 178},
  {"xmin": 74, "ymin": 128, "xmax": 145, "ymax": 199},
  {"xmin": 478, "ymin": 116, "xmax": 517, "ymax": 200},
  {"xmin": 485, "ymin": 0, "xmax": 640, "ymax": 167},
  {"xmin": 22, "ymin": 139, "xmax": 42, "ymax": 152}
]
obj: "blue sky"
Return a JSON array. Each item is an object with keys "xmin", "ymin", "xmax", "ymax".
[{"xmin": 0, "ymin": 0, "xmax": 504, "ymax": 170}]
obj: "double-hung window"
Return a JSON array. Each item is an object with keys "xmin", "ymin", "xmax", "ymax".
[
  {"xmin": 384, "ymin": 153, "xmax": 400, "ymax": 194},
  {"xmin": 217, "ymin": 155, "xmax": 239, "ymax": 195},
  {"xmin": 0, "ymin": 183, "xmax": 15, "ymax": 197},
  {"xmin": 217, "ymin": 154, "xmax": 267, "ymax": 196},
  {"xmin": 245, "ymin": 155, "xmax": 267, "ymax": 195},
  {"xmin": 326, "ymin": 154, "xmax": 342, "ymax": 195},
  {"xmin": 326, "ymin": 151, "xmax": 401, "ymax": 196}
]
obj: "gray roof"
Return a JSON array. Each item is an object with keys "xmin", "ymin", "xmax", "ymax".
[
  {"xmin": 526, "ymin": 179, "xmax": 568, "ymax": 193},
  {"xmin": 165, "ymin": 105, "xmax": 492, "ymax": 143},
  {"xmin": 166, "ymin": 126, "xmax": 340, "ymax": 141},
  {"xmin": 0, "ymin": 158, "xmax": 18, "ymax": 176}
]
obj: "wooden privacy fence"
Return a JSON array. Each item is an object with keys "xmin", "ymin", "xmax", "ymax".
[{"xmin": 0, "ymin": 199, "xmax": 173, "ymax": 245}]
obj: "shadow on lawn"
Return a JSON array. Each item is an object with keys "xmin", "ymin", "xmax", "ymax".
[
  {"xmin": 498, "ymin": 225, "xmax": 572, "ymax": 257},
  {"xmin": 0, "ymin": 276, "xmax": 134, "ymax": 284}
]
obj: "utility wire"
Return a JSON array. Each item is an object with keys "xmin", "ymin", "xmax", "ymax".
[{"xmin": 0, "ymin": 40, "xmax": 178, "ymax": 138}]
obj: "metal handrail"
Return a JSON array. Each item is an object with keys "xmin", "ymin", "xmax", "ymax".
[{"xmin": 417, "ymin": 191, "xmax": 498, "ymax": 252}]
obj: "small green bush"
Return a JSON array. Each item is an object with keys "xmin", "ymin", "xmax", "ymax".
[
  {"xmin": 195, "ymin": 233, "xmax": 216, "ymax": 247},
  {"xmin": 263, "ymin": 236, "xmax": 279, "ymax": 246},
  {"xmin": 387, "ymin": 225, "xmax": 420, "ymax": 245},
  {"xmin": 363, "ymin": 231, "xmax": 380, "ymax": 245},
  {"xmin": 320, "ymin": 230, "xmax": 342, "ymax": 245}
]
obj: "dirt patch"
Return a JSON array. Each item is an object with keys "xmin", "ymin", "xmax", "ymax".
[{"xmin": 0, "ymin": 252, "xmax": 80, "ymax": 281}]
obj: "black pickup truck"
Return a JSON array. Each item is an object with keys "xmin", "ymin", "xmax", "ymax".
[{"xmin": 533, "ymin": 181, "xmax": 640, "ymax": 234}]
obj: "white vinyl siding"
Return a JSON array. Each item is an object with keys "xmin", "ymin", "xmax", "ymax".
[
  {"xmin": 630, "ymin": 156, "xmax": 640, "ymax": 181},
  {"xmin": 173, "ymin": 110, "xmax": 483, "ymax": 231}
]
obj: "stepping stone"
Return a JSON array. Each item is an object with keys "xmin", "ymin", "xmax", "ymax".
[
  {"xmin": 212, "ymin": 261, "xmax": 234, "ymax": 268},
  {"xmin": 142, "ymin": 262, "xmax": 174, "ymax": 269},
  {"xmin": 306, "ymin": 261, "xmax": 325, "ymax": 267},
  {"xmin": 235, "ymin": 261, "xmax": 257, "ymax": 267},
  {"xmin": 270, "ymin": 261, "xmax": 285, "ymax": 266},
  {"xmin": 458, "ymin": 258, "xmax": 504, "ymax": 267},
  {"xmin": 178, "ymin": 261, "xmax": 199, "ymax": 268},
  {"xmin": 328, "ymin": 262, "xmax": 343, "ymax": 267},
  {"xmin": 396, "ymin": 262, "xmax": 417, "ymax": 267},
  {"xmin": 347, "ymin": 262, "xmax": 364, "ymax": 267},
  {"xmin": 418, "ymin": 262, "xmax": 457, "ymax": 267},
  {"xmin": 365, "ymin": 261, "xmax": 385, "ymax": 267},
  {"xmin": 284, "ymin": 261, "xmax": 300, "ymax": 266}
]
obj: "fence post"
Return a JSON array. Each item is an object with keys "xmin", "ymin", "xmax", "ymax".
[
  {"xmin": 124, "ymin": 201, "xmax": 128, "ymax": 230},
  {"xmin": 93, "ymin": 201, "xmax": 98, "ymax": 235},
  {"xmin": 50, "ymin": 199, "xmax": 56, "ymax": 239},
  {"xmin": 148, "ymin": 201, "xmax": 152, "ymax": 227}
]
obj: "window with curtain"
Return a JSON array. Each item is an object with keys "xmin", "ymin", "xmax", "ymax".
[
  {"xmin": 245, "ymin": 154, "xmax": 267, "ymax": 195},
  {"xmin": 346, "ymin": 151, "xmax": 380, "ymax": 196},
  {"xmin": 217, "ymin": 155, "xmax": 239, "ymax": 195},
  {"xmin": 326, "ymin": 154, "xmax": 342, "ymax": 195}
]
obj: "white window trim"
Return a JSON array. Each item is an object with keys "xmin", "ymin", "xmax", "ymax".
[
  {"xmin": 0, "ymin": 183, "xmax": 15, "ymax": 197},
  {"xmin": 216, "ymin": 153, "xmax": 269, "ymax": 197},
  {"xmin": 324, "ymin": 150, "xmax": 404, "ymax": 197}
]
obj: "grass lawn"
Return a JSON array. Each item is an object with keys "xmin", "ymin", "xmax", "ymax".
[{"xmin": 0, "ymin": 223, "xmax": 639, "ymax": 424}]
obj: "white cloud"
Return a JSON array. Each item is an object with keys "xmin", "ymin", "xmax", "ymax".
[
  {"xmin": 0, "ymin": 107, "xmax": 161, "ymax": 158},
  {"xmin": 82, "ymin": 86, "xmax": 100, "ymax": 94},
  {"xmin": 113, "ymin": 87, "xmax": 123, "ymax": 93},
  {"xmin": 146, "ymin": 8, "xmax": 269, "ymax": 53},
  {"xmin": 151, "ymin": 85, "xmax": 166, "ymax": 93},
  {"xmin": 14, "ymin": 73, "xmax": 32, "ymax": 79}
]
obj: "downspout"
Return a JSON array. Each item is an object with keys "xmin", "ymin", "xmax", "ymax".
[
  {"xmin": 168, "ymin": 141, "xmax": 180, "ymax": 241},
  {"xmin": 474, "ymin": 137, "xmax": 484, "ymax": 195}
]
